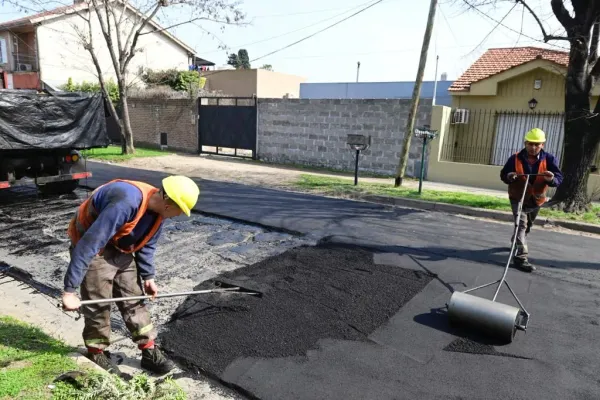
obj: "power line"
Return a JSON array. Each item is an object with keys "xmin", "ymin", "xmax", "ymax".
[
  {"xmin": 465, "ymin": 2, "xmax": 517, "ymax": 57},
  {"xmin": 461, "ymin": 0, "xmax": 569, "ymax": 51},
  {"xmin": 251, "ymin": 0, "xmax": 385, "ymax": 63},
  {"xmin": 200, "ymin": 0, "xmax": 378, "ymax": 56},
  {"xmin": 438, "ymin": 3, "xmax": 459, "ymax": 46},
  {"xmin": 251, "ymin": 2, "xmax": 376, "ymax": 19},
  {"xmin": 254, "ymin": 39, "xmax": 560, "ymax": 61}
]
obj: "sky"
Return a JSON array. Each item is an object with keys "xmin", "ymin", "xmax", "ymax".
[{"xmin": 0, "ymin": 0, "xmax": 570, "ymax": 83}]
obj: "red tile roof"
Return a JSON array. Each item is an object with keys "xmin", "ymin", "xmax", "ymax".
[
  {"xmin": 0, "ymin": 4, "xmax": 77, "ymax": 30},
  {"xmin": 448, "ymin": 46, "xmax": 569, "ymax": 92}
]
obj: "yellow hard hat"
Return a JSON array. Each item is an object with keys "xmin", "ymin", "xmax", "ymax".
[
  {"xmin": 162, "ymin": 175, "xmax": 199, "ymax": 217},
  {"xmin": 524, "ymin": 128, "xmax": 546, "ymax": 143}
]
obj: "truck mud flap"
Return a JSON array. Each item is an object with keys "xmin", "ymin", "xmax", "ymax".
[{"xmin": 0, "ymin": 171, "xmax": 91, "ymax": 189}]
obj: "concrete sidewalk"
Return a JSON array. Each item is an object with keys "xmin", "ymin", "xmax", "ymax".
[{"xmin": 85, "ymin": 161, "xmax": 600, "ymax": 400}]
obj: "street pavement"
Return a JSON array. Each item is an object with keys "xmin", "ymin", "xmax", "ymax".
[{"xmin": 85, "ymin": 161, "xmax": 600, "ymax": 400}]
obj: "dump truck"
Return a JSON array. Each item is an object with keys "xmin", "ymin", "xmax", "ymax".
[{"xmin": 0, "ymin": 90, "xmax": 110, "ymax": 194}]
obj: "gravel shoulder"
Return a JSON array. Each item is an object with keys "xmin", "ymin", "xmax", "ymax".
[{"xmin": 106, "ymin": 153, "xmax": 509, "ymax": 198}]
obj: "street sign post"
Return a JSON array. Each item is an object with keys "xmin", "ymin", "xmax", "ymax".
[
  {"xmin": 346, "ymin": 134, "xmax": 371, "ymax": 185},
  {"xmin": 414, "ymin": 126, "xmax": 438, "ymax": 194}
]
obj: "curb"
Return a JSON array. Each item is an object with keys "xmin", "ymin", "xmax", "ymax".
[
  {"xmin": 68, "ymin": 350, "xmax": 109, "ymax": 375},
  {"xmin": 355, "ymin": 194, "xmax": 600, "ymax": 235}
]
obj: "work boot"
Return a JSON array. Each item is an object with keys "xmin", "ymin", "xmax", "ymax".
[
  {"xmin": 141, "ymin": 346, "xmax": 175, "ymax": 374},
  {"xmin": 514, "ymin": 258, "xmax": 536, "ymax": 273},
  {"xmin": 87, "ymin": 350, "xmax": 121, "ymax": 375}
]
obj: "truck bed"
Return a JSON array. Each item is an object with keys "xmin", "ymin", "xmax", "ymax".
[{"xmin": 0, "ymin": 90, "xmax": 110, "ymax": 150}]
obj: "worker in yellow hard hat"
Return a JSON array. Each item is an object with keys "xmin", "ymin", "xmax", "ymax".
[
  {"xmin": 61, "ymin": 176, "xmax": 200, "ymax": 375},
  {"xmin": 500, "ymin": 128, "xmax": 563, "ymax": 272}
]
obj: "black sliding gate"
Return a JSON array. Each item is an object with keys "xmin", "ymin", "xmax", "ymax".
[{"xmin": 198, "ymin": 97, "xmax": 258, "ymax": 159}]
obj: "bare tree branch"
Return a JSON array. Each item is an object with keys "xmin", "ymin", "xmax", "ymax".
[
  {"xmin": 111, "ymin": 2, "xmax": 126, "ymax": 59},
  {"xmin": 90, "ymin": 0, "xmax": 122, "ymax": 81},
  {"xmin": 123, "ymin": 3, "xmax": 162, "ymax": 71},
  {"xmin": 139, "ymin": 15, "xmax": 249, "ymax": 35},
  {"xmin": 82, "ymin": 6, "xmax": 120, "ymax": 132},
  {"xmin": 551, "ymin": 0, "xmax": 576, "ymax": 31},
  {"xmin": 515, "ymin": 0, "xmax": 570, "ymax": 41}
]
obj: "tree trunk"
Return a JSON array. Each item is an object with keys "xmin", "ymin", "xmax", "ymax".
[
  {"xmin": 118, "ymin": 92, "xmax": 135, "ymax": 155},
  {"xmin": 550, "ymin": 41, "xmax": 600, "ymax": 212},
  {"xmin": 550, "ymin": 110, "xmax": 598, "ymax": 212}
]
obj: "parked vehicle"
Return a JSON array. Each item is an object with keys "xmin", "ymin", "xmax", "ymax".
[{"xmin": 0, "ymin": 90, "xmax": 110, "ymax": 194}]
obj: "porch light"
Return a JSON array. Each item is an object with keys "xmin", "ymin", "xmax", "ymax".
[{"xmin": 528, "ymin": 98, "xmax": 538, "ymax": 110}]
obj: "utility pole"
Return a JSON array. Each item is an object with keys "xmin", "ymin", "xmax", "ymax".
[
  {"xmin": 394, "ymin": 0, "xmax": 438, "ymax": 187},
  {"xmin": 432, "ymin": 55, "xmax": 439, "ymax": 106},
  {"xmin": 356, "ymin": 61, "xmax": 361, "ymax": 82}
]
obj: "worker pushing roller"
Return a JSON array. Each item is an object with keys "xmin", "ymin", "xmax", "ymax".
[
  {"xmin": 448, "ymin": 128, "xmax": 564, "ymax": 343},
  {"xmin": 61, "ymin": 175, "xmax": 200, "ymax": 375},
  {"xmin": 500, "ymin": 128, "xmax": 563, "ymax": 272}
]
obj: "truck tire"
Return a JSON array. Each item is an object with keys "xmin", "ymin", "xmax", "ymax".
[{"xmin": 37, "ymin": 180, "xmax": 79, "ymax": 195}]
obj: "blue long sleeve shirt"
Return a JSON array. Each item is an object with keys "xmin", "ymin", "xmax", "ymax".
[
  {"xmin": 64, "ymin": 181, "xmax": 164, "ymax": 293},
  {"xmin": 500, "ymin": 149, "xmax": 563, "ymax": 187}
]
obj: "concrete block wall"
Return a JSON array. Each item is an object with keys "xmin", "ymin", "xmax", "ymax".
[
  {"xmin": 257, "ymin": 98, "xmax": 432, "ymax": 177},
  {"xmin": 128, "ymin": 98, "xmax": 197, "ymax": 153}
]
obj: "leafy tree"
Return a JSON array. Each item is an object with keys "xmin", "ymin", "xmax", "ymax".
[
  {"xmin": 464, "ymin": 0, "xmax": 600, "ymax": 212},
  {"xmin": 226, "ymin": 49, "xmax": 251, "ymax": 69}
]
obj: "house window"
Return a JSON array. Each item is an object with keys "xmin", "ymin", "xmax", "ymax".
[{"xmin": 0, "ymin": 38, "xmax": 7, "ymax": 64}]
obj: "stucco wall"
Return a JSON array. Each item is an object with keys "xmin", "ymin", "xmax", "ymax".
[
  {"xmin": 36, "ymin": 8, "xmax": 190, "ymax": 89},
  {"xmin": 428, "ymin": 106, "xmax": 600, "ymax": 201},
  {"xmin": 256, "ymin": 69, "xmax": 306, "ymax": 98},
  {"xmin": 447, "ymin": 68, "xmax": 600, "ymax": 166},
  {"xmin": 201, "ymin": 69, "xmax": 306, "ymax": 98},
  {"xmin": 202, "ymin": 69, "xmax": 258, "ymax": 97}
]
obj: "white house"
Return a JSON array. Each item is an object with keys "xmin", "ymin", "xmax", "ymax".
[{"xmin": 0, "ymin": 0, "xmax": 212, "ymax": 90}]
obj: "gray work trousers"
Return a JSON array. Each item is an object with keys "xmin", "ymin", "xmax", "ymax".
[
  {"xmin": 74, "ymin": 245, "xmax": 156, "ymax": 350},
  {"xmin": 510, "ymin": 201, "xmax": 540, "ymax": 262}
]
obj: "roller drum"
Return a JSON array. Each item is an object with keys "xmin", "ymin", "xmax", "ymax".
[{"xmin": 448, "ymin": 291, "xmax": 520, "ymax": 343}]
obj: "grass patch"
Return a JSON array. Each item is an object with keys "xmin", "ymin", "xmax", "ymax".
[
  {"xmin": 0, "ymin": 315, "xmax": 78, "ymax": 399},
  {"xmin": 0, "ymin": 316, "xmax": 186, "ymax": 400},
  {"xmin": 82, "ymin": 145, "xmax": 172, "ymax": 162},
  {"xmin": 294, "ymin": 174, "xmax": 600, "ymax": 225},
  {"xmin": 52, "ymin": 372, "xmax": 186, "ymax": 400}
]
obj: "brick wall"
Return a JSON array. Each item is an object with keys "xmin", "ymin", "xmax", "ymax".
[
  {"xmin": 257, "ymin": 99, "xmax": 432, "ymax": 177},
  {"xmin": 128, "ymin": 98, "xmax": 197, "ymax": 153}
]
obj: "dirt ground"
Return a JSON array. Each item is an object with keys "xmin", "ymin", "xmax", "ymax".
[
  {"xmin": 110, "ymin": 153, "xmax": 510, "ymax": 198},
  {"xmin": 0, "ymin": 186, "xmax": 314, "ymax": 399}
]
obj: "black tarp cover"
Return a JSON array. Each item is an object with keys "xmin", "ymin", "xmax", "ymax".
[{"xmin": 0, "ymin": 91, "xmax": 110, "ymax": 150}]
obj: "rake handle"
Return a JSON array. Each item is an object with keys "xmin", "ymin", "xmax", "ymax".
[{"xmin": 58, "ymin": 287, "xmax": 256, "ymax": 310}]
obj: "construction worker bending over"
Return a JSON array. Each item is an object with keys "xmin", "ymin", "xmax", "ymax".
[
  {"xmin": 500, "ymin": 128, "xmax": 562, "ymax": 273},
  {"xmin": 61, "ymin": 176, "xmax": 200, "ymax": 375}
]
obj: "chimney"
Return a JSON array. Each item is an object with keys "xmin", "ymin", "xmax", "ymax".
[{"xmin": 440, "ymin": 72, "xmax": 447, "ymax": 81}]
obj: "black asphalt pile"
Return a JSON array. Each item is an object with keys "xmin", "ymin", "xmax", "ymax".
[
  {"xmin": 0, "ymin": 186, "xmax": 86, "ymax": 257},
  {"xmin": 444, "ymin": 337, "xmax": 532, "ymax": 360},
  {"xmin": 160, "ymin": 243, "xmax": 434, "ymax": 375}
]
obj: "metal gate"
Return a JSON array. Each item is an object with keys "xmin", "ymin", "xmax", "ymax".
[{"xmin": 198, "ymin": 97, "xmax": 258, "ymax": 159}]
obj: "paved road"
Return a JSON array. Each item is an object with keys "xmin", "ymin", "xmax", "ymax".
[{"xmin": 85, "ymin": 161, "xmax": 600, "ymax": 400}]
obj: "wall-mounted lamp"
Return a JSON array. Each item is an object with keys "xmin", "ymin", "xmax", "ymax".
[{"xmin": 528, "ymin": 98, "xmax": 538, "ymax": 110}]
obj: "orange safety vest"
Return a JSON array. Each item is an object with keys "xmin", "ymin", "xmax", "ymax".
[
  {"xmin": 508, "ymin": 152, "xmax": 549, "ymax": 206},
  {"xmin": 67, "ymin": 179, "xmax": 164, "ymax": 254}
]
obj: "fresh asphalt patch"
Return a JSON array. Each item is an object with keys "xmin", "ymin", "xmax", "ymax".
[{"xmin": 159, "ymin": 243, "xmax": 434, "ymax": 377}]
